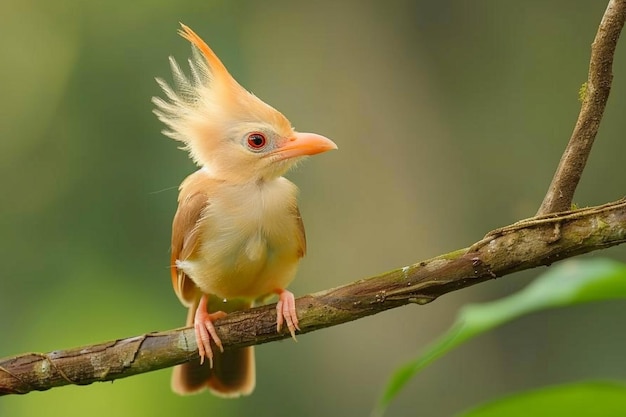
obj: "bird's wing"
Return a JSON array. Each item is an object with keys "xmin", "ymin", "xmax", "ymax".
[
  {"xmin": 171, "ymin": 171, "xmax": 214, "ymax": 306},
  {"xmin": 293, "ymin": 205, "xmax": 307, "ymax": 258}
]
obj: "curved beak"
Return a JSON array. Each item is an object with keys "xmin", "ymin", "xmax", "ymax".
[{"xmin": 272, "ymin": 132, "xmax": 338, "ymax": 161}]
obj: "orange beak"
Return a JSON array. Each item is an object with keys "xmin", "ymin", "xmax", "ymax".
[{"xmin": 272, "ymin": 132, "xmax": 338, "ymax": 161}]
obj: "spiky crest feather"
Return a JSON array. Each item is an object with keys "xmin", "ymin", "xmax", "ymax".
[{"xmin": 152, "ymin": 24, "xmax": 292, "ymax": 168}]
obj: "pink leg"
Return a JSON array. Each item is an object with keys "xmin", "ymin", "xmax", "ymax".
[
  {"xmin": 193, "ymin": 294, "xmax": 227, "ymax": 367},
  {"xmin": 275, "ymin": 289, "xmax": 300, "ymax": 340}
]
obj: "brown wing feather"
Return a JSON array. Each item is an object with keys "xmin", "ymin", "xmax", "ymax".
[
  {"xmin": 170, "ymin": 170, "xmax": 216, "ymax": 306},
  {"xmin": 293, "ymin": 205, "xmax": 307, "ymax": 258}
]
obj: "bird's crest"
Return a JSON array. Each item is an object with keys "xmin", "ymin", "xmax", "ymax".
[{"xmin": 153, "ymin": 24, "xmax": 291, "ymax": 167}]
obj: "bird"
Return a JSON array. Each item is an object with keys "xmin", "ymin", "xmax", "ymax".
[{"xmin": 152, "ymin": 24, "xmax": 337, "ymax": 397}]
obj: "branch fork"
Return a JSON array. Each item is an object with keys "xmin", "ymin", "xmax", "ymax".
[{"xmin": 1, "ymin": 0, "xmax": 625, "ymax": 396}]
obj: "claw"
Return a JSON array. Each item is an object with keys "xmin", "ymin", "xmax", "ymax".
[
  {"xmin": 193, "ymin": 294, "xmax": 227, "ymax": 367},
  {"xmin": 275, "ymin": 289, "xmax": 300, "ymax": 341}
]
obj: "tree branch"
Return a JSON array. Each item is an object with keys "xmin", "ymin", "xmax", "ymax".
[
  {"xmin": 2, "ymin": 198, "xmax": 626, "ymax": 396},
  {"xmin": 2, "ymin": 0, "xmax": 625, "ymax": 399},
  {"xmin": 537, "ymin": 0, "xmax": 626, "ymax": 215}
]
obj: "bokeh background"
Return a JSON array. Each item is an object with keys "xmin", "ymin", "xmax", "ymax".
[{"xmin": 2, "ymin": 1, "xmax": 626, "ymax": 416}]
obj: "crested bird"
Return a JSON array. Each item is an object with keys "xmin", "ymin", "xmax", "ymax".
[{"xmin": 152, "ymin": 24, "xmax": 337, "ymax": 397}]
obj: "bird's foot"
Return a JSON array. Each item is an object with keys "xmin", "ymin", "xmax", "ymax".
[
  {"xmin": 275, "ymin": 289, "xmax": 300, "ymax": 341},
  {"xmin": 194, "ymin": 294, "xmax": 227, "ymax": 367}
]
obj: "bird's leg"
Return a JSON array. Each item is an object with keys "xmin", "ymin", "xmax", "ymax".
[
  {"xmin": 194, "ymin": 294, "xmax": 227, "ymax": 367},
  {"xmin": 274, "ymin": 289, "xmax": 300, "ymax": 341}
]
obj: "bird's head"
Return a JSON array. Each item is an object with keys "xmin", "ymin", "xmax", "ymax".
[{"xmin": 153, "ymin": 24, "xmax": 337, "ymax": 183}]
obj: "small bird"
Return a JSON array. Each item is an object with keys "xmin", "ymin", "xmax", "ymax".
[{"xmin": 152, "ymin": 24, "xmax": 337, "ymax": 397}]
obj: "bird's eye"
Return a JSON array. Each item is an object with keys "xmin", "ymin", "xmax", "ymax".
[{"xmin": 246, "ymin": 132, "xmax": 267, "ymax": 150}]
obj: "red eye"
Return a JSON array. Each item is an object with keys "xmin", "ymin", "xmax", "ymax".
[{"xmin": 247, "ymin": 132, "xmax": 267, "ymax": 150}]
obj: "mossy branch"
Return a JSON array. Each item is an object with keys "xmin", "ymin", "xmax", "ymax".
[
  {"xmin": 1, "ymin": 0, "xmax": 625, "ymax": 399},
  {"xmin": 2, "ymin": 198, "xmax": 626, "ymax": 395}
]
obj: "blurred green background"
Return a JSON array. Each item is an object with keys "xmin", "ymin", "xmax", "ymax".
[{"xmin": 1, "ymin": 1, "xmax": 626, "ymax": 416}]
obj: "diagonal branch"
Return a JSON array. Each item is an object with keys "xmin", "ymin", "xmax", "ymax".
[
  {"xmin": 537, "ymin": 0, "xmax": 626, "ymax": 215},
  {"xmin": 2, "ymin": 198, "xmax": 626, "ymax": 396},
  {"xmin": 1, "ymin": 0, "xmax": 625, "ymax": 400}
]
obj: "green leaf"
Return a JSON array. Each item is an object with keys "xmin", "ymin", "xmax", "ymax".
[
  {"xmin": 373, "ymin": 259, "xmax": 626, "ymax": 416},
  {"xmin": 460, "ymin": 380, "xmax": 626, "ymax": 417}
]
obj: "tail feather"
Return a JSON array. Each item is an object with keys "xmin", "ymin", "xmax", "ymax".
[{"xmin": 172, "ymin": 296, "xmax": 255, "ymax": 397}]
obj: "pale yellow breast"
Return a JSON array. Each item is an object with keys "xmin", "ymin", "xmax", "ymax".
[{"xmin": 178, "ymin": 177, "xmax": 303, "ymax": 300}]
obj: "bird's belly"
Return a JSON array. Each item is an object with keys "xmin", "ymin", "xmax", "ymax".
[
  {"xmin": 176, "ymin": 177, "xmax": 304, "ymax": 301},
  {"xmin": 179, "ymin": 231, "xmax": 300, "ymax": 300}
]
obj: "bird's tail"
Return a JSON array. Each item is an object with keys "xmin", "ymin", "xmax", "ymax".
[{"xmin": 171, "ymin": 296, "xmax": 255, "ymax": 397}]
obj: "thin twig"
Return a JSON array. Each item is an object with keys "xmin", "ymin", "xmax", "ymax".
[
  {"xmin": 537, "ymin": 0, "xmax": 626, "ymax": 215},
  {"xmin": 2, "ymin": 199, "xmax": 626, "ymax": 396}
]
